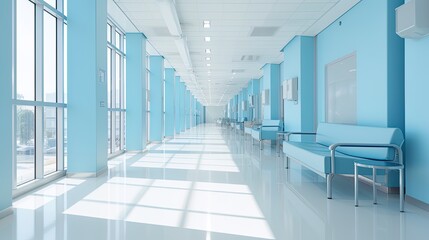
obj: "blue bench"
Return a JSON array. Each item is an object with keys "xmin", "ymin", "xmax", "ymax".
[
  {"xmin": 251, "ymin": 120, "xmax": 282, "ymax": 150},
  {"xmin": 282, "ymin": 123, "xmax": 404, "ymax": 200},
  {"xmin": 235, "ymin": 117, "xmax": 247, "ymax": 133}
]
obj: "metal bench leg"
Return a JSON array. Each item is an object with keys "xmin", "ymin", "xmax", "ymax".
[
  {"xmin": 373, "ymin": 167, "xmax": 377, "ymax": 205},
  {"xmin": 400, "ymin": 168, "xmax": 404, "ymax": 212},
  {"xmin": 327, "ymin": 174, "xmax": 334, "ymax": 199},
  {"xmin": 285, "ymin": 156, "xmax": 289, "ymax": 169},
  {"xmin": 260, "ymin": 140, "xmax": 263, "ymax": 150},
  {"xmin": 355, "ymin": 164, "xmax": 359, "ymax": 207}
]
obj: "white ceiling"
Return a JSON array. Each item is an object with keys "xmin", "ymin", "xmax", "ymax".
[{"xmin": 112, "ymin": 0, "xmax": 360, "ymax": 106}]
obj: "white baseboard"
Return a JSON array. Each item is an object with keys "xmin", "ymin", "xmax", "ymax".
[
  {"xmin": 0, "ymin": 207, "xmax": 13, "ymax": 219},
  {"xmin": 67, "ymin": 166, "xmax": 107, "ymax": 178}
]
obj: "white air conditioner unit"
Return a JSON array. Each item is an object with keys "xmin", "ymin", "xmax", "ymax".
[
  {"xmin": 396, "ymin": 0, "xmax": 429, "ymax": 39},
  {"xmin": 283, "ymin": 77, "xmax": 298, "ymax": 101},
  {"xmin": 261, "ymin": 89, "xmax": 269, "ymax": 105}
]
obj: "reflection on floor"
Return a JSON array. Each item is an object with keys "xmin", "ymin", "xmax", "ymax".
[{"xmin": 1, "ymin": 124, "xmax": 429, "ymax": 240}]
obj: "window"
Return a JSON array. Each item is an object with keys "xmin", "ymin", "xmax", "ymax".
[
  {"xmin": 146, "ymin": 54, "xmax": 151, "ymax": 144},
  {"xmin": 14, "ymin": 0, "xmax": 66, "ymax": 186},
  {"xmin": 107, "ymin": 21, "xmax": 126, "ymax": 156},
  {"xmin": 325, "ymin": 53, "xmax": 357, "ymax": 124}
]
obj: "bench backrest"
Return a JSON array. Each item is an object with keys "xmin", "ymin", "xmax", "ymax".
[
  {"xmin": 261, "ymin": 119, "xmax": 282, "ymax": 131},
  {"xmin": 316, "ymin": 123, "xmax": 404, "ymax": 160}
]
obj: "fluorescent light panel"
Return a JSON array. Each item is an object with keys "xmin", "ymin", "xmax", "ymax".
[
  {"xmin": 205, "ymin": 49, "xmax": 211, "ymax": 54},
  {"xmin": 204, "ymin": 36, "xmax": 211, "ymax": 42},
  {"xmin": 203, "ymin": 20, "xmax": 210, "ymax": 28}
]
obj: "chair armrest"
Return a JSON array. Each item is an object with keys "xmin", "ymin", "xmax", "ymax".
[
  {"xmin": 329, "ymin": 143, "xmax": 402, "ymax": 152},
  {"xmin": 328, "ymin": 143, "xmax": 404, "ymax": 174}
]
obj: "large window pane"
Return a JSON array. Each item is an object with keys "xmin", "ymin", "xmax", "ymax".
[
  {"xmin": 44, "ymin": 0, "xmax": 56, "ymax": 8},
  {"xmin": 107, "ymin": 49, "xmax": 112, "ymax": 107},
  {"xmin": 64, "ymin": 24, "xmax": 68, "ymax": 104},
  {"xmin": 44, "ymin": 107, "xmax": 57, "ymax": 175},
  {"xmin": 16, "ymin": 0, "xmax": 35, "ymax": 101},
  {"xmin": 64, "ymin": 108, "xmax": 68, "ymax": 169},
  {"xmin": 16, "ymin": 106, "xmax": 35, "ymax": 185},
  {"xmin": 115, "ymin": 31, "xmax": 121, "ymax": 49},
  {"xmin": 115, "ymin": 53, "xmax": 121, "ymax": 108},
  {"xmin": 44, "ymin": 11, "xmax": 57, "ymax": 102},
  {"xmin": 115, "ymin": 112, "xmax": 120, "ymax": 152},
  {"xmin": 108, "ymin": 111, "xmax": 111, "ymax": 154},
  {"xmin": 107, "ymin": 24, "xmax": 112, "ymax": 43}
]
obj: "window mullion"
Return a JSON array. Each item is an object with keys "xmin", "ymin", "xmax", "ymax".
[
  {"xmin": 57, "ymin": 11, "xmax": 64, "ymax": 171},
  {"xmin": 35, "ymin": 4, "xmax": 44, "ymax": 178}
]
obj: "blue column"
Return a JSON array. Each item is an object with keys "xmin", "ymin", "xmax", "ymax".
[
  {"xmin": 0, "ymin": 0, "xmax": 13, "ymax": 217},
  {"xmin": 164, "ymin": 68, "xmax": 175, "ymax": 137},
  {"xmin": 262, "ymin": 63, "xmax": 280, "ymax": 120},
  {"xmin": 68, "ymin": 0, "xmax": 107, "ymax": 176},
  {"xmin": 241, "ymin": 88, "xmax": 248, "ymax": 120},
  {"xmin": 126, "ymin": 33, "xmax": 147, "ymax": 150},
  {"xmin": 238, "ymin": 90, "xmax": 243, "ymax": 120},
  {"xmin": 281, "ymin": 36, "xmax": 315, "ymax": 135},
  {"xmin": 179, "ymin": 82, "xmax": 186, "ymax": 132},
  {"xmin": 234, "ymin": 95, "xmax": 239, "ymax": 120},
  {"xmin": 174, "ymin": 76, "xmax": 181, "ymax": 134},
  {"xmin": 185, "ymin": 90, "xmax": 191, "ymax": 129},
  {"xmin": 149, "ymin": 56, "xmax": 164, "ymax": 141},
  {"xmin": 191, "ymin": 95, "xmax": 196, "ymax": 127}
]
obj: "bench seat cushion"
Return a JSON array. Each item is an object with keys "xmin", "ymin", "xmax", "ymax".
[{"xmin": 283, "ymin": 141, "xmax": 363, "ymax": 175}]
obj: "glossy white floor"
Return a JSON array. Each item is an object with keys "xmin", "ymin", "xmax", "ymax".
[{"xmin": 1, "ymin": 124, "xmax": 429, "ymax": 240}]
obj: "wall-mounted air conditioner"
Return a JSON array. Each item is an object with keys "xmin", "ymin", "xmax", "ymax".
[
  {"xmin": 282, "ymin": 77, "xmax": 298, "ymax": 101},
  {"xmin": 396, "ymin": 0, "xmax": 429, "ymax": 39},
  {"xmin": 261, "ymin": 89, "xmax": 270, "ymax": 105}
]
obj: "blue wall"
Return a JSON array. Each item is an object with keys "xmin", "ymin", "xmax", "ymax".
[
  {"xmin": 316, "ymin": 0, "xmax": 404, "ymax": 187},
  {"xmin": 0, "ymin": 0, "xmax": 13, "ymax": 214},
  {"xmin": 262, "ymin": 64, "xmax": 280, "ymax": 120},
  {"xmin": 68, "ymin": 0, "xmax": 107, "ymax": 175},
  {"xmin": 179, "ymin": 82, "xmax": 186, "ymax": 132},
  {"xmin": 405, "ymin": 34, "xmax": 429, "ymax": 203},
  {"xmin": 164, "ymin": 68, "xmax": 175, "ymax": 137},
  {"xmin": 125, "ymin": 33, "xmax": 147, "ymax": 151},
  {"xmin": 316, "ymin": 0, "xmax": 404, "ymax": 130},
  {"xmin": 149, "ymin": 56, "xmax": 164, "ymax": 141},
  {"xmin": 185, "ymin": 89, "xmax": 190, "ymax": 129},
  {"xmin": 174, "ymin": 76, "xmax": 181, "ymax": 134},
  {"xmin": 282, "ymin": 36, "xmax": 315, "ymax": 134}
]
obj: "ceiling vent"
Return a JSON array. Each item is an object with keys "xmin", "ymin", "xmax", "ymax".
[
  {"xmin": 240, "ymin": 55, "xmax": 261, "ymax": 62},
  {"xmin": 250, "ymin": 26, "xmax": 279, "ymax": 37}
]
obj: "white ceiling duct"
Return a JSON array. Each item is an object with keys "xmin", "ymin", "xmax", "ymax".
[{"xmin": 157, "ymin": 0, "xmax": 182, "ymax": 36}]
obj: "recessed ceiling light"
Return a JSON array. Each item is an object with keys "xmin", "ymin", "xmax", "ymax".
[
  {"xmin": 207, "ymin": 63, "xmax": 211, "ymax": 67},
  {"xmin": 203, "ymin": 20, "xmax": 211, "ymax": 28},
  {"xmin": 208, "ymin": 79, "xmax": 211, "ymax": 82},
  {"xmin": 205, "ymin": 49, "xmax": 211, "ymax": 54},
  {"xmin": 204, "ymin": 36, "xmax": 211, "ymax": 42},
  {"xmin": 206, "ymin": 57, "xmax": 211, "ymax": 61}
]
